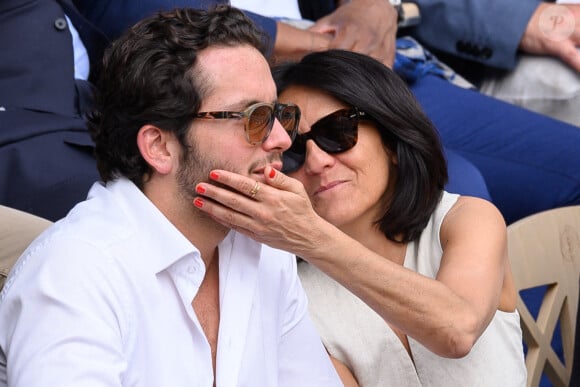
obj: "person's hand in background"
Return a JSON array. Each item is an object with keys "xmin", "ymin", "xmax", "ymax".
[
  {"xmin": 309, "ymin": 0, "xmax": 399, "ymax": 67},
  {"xmin": 272, "ymin": 21, "xmax": 332, "ymax": 64},
  {"xmin": 520, "ymin": 2, "xmax": 580, "ymax": 72}
]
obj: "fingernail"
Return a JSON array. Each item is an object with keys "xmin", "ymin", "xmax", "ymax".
[
  {"xmin": 194, "ymin": 198, "xmax": 204, "ymax": 208},
  {"xmin": 210, "ymin": 171, "xmax": 219, "ymax": 180},
  {"xmin": 269, "ymin": 169, "xmax": 276, "ymax": 178},
  {"xmin": 196, "ymin": 185, "xmax": 206, "ymax": 194}
]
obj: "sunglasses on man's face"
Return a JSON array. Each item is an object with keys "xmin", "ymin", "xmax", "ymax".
[
  {"xmin": 194, "ymin": 102, "xmax": 301, "ymax": 145},
  {"xmin": 282, "ymin": 107, "xmax": 367, "ymax": 173}
]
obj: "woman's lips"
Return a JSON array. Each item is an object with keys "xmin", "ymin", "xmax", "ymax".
[{"xmin": 315, "ymin": 180, "xmax": 345, "ymax": 195}]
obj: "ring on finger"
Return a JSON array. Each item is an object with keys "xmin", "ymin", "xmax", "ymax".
[{"xmin": 249, "ymin": 181, "xmax": 260, "ymax": 199}]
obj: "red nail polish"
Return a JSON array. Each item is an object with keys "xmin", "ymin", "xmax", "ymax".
[
  {"xmin": 210, "ymin": 171, "xmax": 219, "ymax": 180},
  {"xmin": 269, "ymin": 169, "xmax": 276, "ymax": 178},
  {"xmin": 194, "ymin": 198, "xmax": 203, "ymax": 208},
  {"xmin": 196, "ymin": 185, "xmax": 205, "ymax": 194}
]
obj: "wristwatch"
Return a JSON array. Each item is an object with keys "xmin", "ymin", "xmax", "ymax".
[{"xmin": 391, "ymin": 1, "xmax": 421, "ymax": 27}]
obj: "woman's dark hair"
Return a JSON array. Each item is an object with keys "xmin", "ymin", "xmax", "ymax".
[
  {"xmin": 273, "ymin": 50, "xmax": 448, "ymax": 243},
  {"xmin": 88, "ymin": 6, "xmax": 268, "ymax": 188}
]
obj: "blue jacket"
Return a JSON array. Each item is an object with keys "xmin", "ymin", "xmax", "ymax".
[
  {"xmin": 0, "ymin": 0, "xmax": 107, "ymax": 220},
  {"xmin": 0, "ymin": 0, "xmax": 107, "ymax": 119},
  {"xmin": 406, "ymin": 0, "xmax": 539, "ymax": 70}
]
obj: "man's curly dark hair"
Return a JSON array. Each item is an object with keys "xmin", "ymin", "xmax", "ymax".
[{"xmin": 88, "ymin": 6, "xmax": 268, "ymax": 188}]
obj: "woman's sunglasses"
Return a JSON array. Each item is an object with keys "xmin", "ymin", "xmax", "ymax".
[
  {"xmin": 282, "ymin": 107, "xmax": 367, "ymax": 173},
  {"xmin": 194, "ymin": 102, "xmax": 301, "ymax": 145}
]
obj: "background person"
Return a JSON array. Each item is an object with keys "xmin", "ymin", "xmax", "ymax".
[
  {"xmin": 241, "ymin": 0, "xmax": 580, "ymax": 126},
  {"xmin": 0, "ymin": 0, "xmax": 109, "ymax": 221}
]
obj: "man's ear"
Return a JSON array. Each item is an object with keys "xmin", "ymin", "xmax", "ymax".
[{"xmin": 136, "ymin": 125, "xmax": 176, "ymax": 175}]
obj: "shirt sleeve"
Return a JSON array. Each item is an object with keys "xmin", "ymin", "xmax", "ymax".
[{"xmin": 0, "ymin": 237, "xmax": 129, "ymax": 387}]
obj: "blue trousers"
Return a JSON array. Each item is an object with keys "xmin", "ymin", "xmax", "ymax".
[
  {"xmin": 443, "ymin": 148, "xmax": 491, "ymax": 202},
  {"xmin": 412, "ymin": 74, "xmax": 580, "ymax": 225}
]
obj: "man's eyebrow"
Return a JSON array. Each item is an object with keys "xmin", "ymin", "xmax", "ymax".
[{"xmin": 226, "ymin": 99, "xmax": 277, "ymax": 110}]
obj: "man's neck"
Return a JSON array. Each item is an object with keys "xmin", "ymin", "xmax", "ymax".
[
  {"xmin": 180, "ymin": 211, "xmax": 230, "ymax": 268},
  {"xmin": 144, "ymin": 180, "xmax": 230, "ymax": 267}
]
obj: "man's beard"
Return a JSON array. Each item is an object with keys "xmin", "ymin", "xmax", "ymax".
[
  {"xmin": 175, "ymin": 142, "xmax": 242, "ymax": 231},
  {"xmin": 176, "ymin": 139, "xmax": 280, "ymax": 216}
]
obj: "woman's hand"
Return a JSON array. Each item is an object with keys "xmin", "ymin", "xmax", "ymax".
[{"xmin": 193, "ymin": 167, "xmax": 327, "ymax": 257}]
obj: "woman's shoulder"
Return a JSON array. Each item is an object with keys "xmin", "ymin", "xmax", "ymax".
[
  {"xmin": 445, "ymin": 194, "xmax": 504, "ymax": 225},
  {"xmin": 440, "ymin": 193, "xmax": 507, "ymax": 246}
]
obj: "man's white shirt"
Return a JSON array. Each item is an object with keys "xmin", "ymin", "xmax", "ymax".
[{"xmin": 0, "ymin": 178, "xmax": 340, "ymax": 386}]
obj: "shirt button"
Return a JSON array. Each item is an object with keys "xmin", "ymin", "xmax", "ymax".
[
  {"xmin": 54, "ymin": 17, "xmax": 67, "ymax": 31},
  {"xmin": 187, "ymin": 266, "xmax": 196, "ymax": 274}
]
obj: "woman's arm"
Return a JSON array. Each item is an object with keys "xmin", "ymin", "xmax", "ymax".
[
  {"xmin": 194, "ymin": 168, "xmax": 513, "ymax": 357},
  {"xmin": 331, "ymin": 356, "xmax": 359, "ymax": 387}
]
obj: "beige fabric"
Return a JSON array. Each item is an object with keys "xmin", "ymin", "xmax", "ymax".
[
  {"xmin": 299, "ymin": 191, "xmax": 527, "ymax": 386},
  {"xmin": 299, "ymin": 261, "xmax": 422, "ymax": 387},
  {"xmin": 480, "ymin": 55, "xmax": 580, "ymax": 128},
  {"xmin": 0, "ymin": 206, "xmax": 52, "ymax": 291}
]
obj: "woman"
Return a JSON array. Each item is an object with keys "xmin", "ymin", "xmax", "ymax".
[{"xmin": 193, "ymin": 50, "xmax": 526, "ymax": 386}]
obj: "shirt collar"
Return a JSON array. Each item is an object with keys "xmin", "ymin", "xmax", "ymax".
[{"xmin": 99, "ymin": 177, "xmax": 200, "ymax": 274}]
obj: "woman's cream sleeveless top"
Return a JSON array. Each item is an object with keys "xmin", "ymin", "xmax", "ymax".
[{"xmin": 298, "ymin": 192, "xmax": 527, "ymax": 386}]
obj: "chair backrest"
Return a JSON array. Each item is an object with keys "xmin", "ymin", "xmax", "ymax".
[
  {"xmin": 0, "ymin": 205, "xmax": 52, "ymax": 291},
  {"xmin": 507, "ymin": 205, "xmax": 580, "ymax": 387}
]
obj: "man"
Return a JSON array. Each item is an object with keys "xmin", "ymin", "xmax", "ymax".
[
  {"xmin": 0, "ymin": 0, "xmax": 109, "ymax": 221},
  {"xmin": 0, "ymin": 7, "xmax": 342, "ymax": 386}
]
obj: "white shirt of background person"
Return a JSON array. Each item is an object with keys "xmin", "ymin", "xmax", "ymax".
[
  {"xmin": 65, "ymin": 15, "xmax": 90, "ymax": 81},
  {"xmin": 230, "ymin": 0, "xmax": 301, "ymax": 19}
]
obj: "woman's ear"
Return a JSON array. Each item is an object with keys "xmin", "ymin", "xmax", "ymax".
[{"xmin": 136, "ymin": 125, "xmax": 176, "ymax": 175}]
